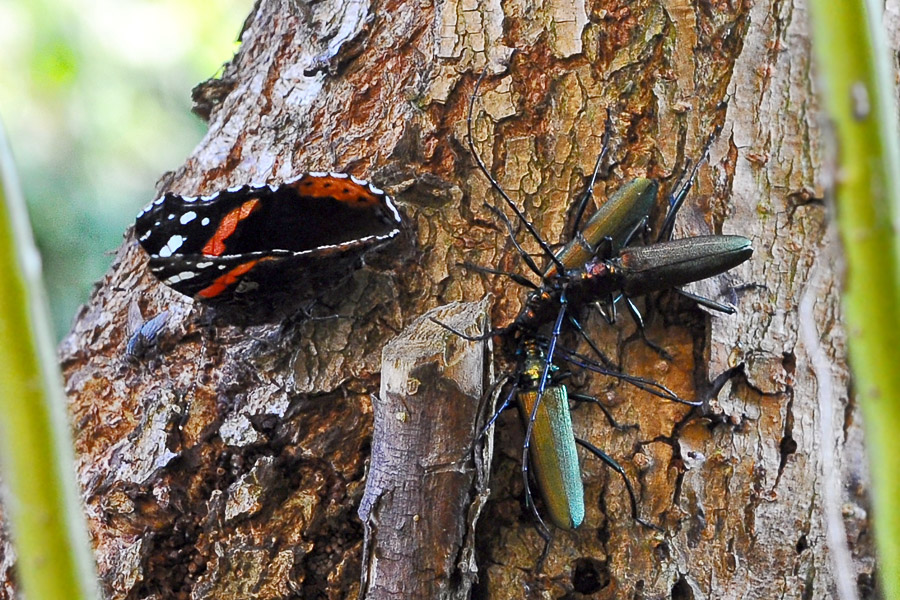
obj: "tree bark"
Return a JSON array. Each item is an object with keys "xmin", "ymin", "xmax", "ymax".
[
  {"xmin": 0, "ymin": 0, "xmax": 884, "ymax": 597},
  {"xmin": 359, "ymin": 299, "xmax": 492, "ymax": 600}
]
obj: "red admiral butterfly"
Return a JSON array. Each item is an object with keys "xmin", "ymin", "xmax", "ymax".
[{"xmin": 135, "ymin": 173, "xmax": 402, "ymax": 304}]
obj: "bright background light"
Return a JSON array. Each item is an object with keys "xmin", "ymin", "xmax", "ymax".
[{"xmin": 0, "ymin": 0, "xmax": 250, "ymax": 337}]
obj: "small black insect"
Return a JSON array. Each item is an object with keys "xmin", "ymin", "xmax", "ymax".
[{"xmin": 125, "ymin": 305, "xmax": 170, "ymax": 362}]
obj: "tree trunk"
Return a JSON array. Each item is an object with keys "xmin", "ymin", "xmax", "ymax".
[{"xmin": 0, "ymin": 0, "xmax": 883, "ymax": 598}]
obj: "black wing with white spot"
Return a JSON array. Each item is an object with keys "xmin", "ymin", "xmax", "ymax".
[{"xmin": 134, "ymin": 173, "xmax": 402, "ymax": 302}]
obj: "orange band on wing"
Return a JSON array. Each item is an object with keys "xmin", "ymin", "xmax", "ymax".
[
  {"xmin": 291, "ymin": 175, "xmax": 379, "ymax": 206},
  {"xmin": 196, "ymin": 260, "xmax": 260, "ymax": 299},
  {"xmin": 202, "ymin": 198, "xmax": 261, "ymax": 256}
]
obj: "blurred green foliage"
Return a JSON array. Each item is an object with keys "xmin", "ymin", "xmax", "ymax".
[{"xmin": 0, "ymin": 0, "xmax": 249, "ymax": 338}]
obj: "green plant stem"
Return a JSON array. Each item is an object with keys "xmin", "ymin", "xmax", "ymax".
[
  {"xmin": 808, "ymin": 1, "xmax": 900, "ymax": 596},
  {"xmin": 0, "ymin": 119, "xmax": 98, "ymax": 598}
]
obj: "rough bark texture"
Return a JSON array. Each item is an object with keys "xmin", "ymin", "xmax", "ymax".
[
  {"xmin": 0, "ymin": 0, "xmax": 885, "ymax": 598},
  {"xmin": 359, "ymin": 299, "xmax": 492, "ymax": 599}
]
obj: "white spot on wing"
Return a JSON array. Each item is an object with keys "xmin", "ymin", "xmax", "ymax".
[
  {"xmin": 201, "ymin": 217, "xmax": 210, "ymax": 226},
  {"xmin": 309, "ymin": 171, "xmax": 327, "ymax": 177},
  {"xmin": 158, "ymin": 235, "xmax": 185, "ymax": 258},
  {"xmin": 179, "ymin": 211, "xmax": 197, "ymax": 225},
  {"xmin": 165, "ymin": 271, "xmax": 197, "ymax": 285},
  {"xmin": 329, "ymin": 172, "xmax": 349, "ymax": 179},
  {"xmin": 196, "ymin": 261, "xmax": 213, "ymax": 269}
]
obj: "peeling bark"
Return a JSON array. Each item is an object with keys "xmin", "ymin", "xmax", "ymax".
[{"xmin": 0, "ymin": 0, "xmax": 882, "ymax": 598}]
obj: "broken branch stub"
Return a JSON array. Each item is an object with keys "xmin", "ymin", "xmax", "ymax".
[{"xmin": 359, "ymin": 298, "xmax": 493, "ymax": 600}]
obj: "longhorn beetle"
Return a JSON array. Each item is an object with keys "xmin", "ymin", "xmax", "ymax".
[{"xmin": 442, "ymin": 68, "xmax": 752, "ymax": 552}]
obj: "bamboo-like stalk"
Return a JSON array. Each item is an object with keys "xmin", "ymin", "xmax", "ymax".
[
  {"xmin": 808, "ymin": 1, "xmax": 900, "ymax": 596},
  {"xmin": 0, "ymin": 120, "xmax": 98, "ymax": 598}
]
